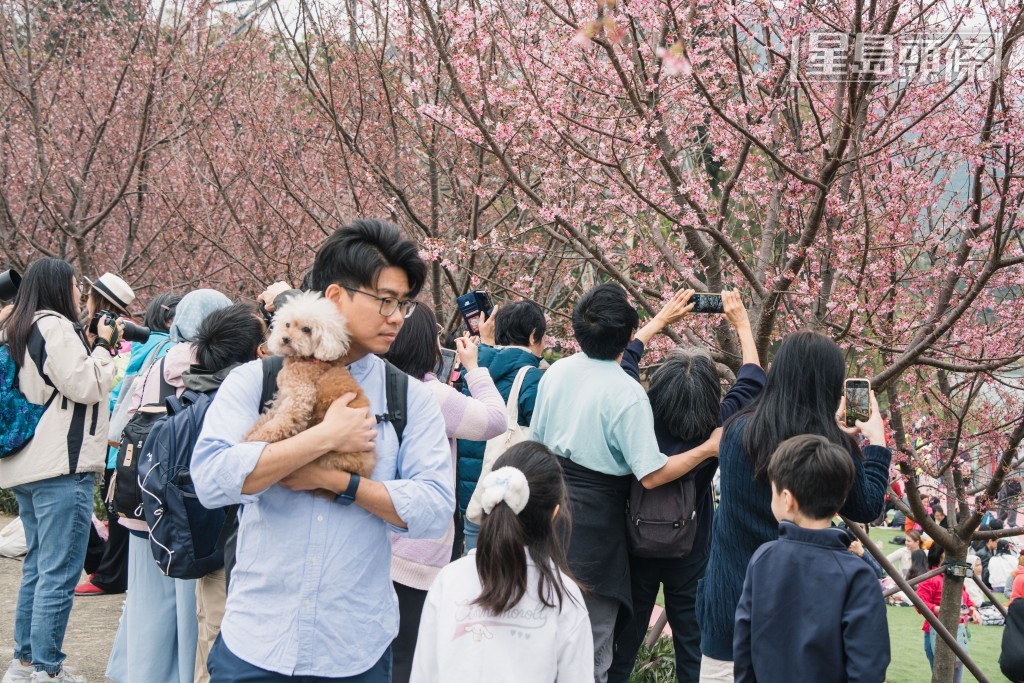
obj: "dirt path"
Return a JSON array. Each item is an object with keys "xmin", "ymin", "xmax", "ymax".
[{"xmin": 0, "ymin": 515, "xmax": 120, "ymax": 682}]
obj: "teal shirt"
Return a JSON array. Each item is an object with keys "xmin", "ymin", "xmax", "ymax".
[{"xmin": 530, "ymin": 352, "xmax": 667, "ymax": 478}]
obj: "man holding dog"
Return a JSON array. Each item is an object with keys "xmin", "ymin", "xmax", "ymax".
[{"xmin": 192, "ymin": 219, "xmax": 454, "ymax": 682}]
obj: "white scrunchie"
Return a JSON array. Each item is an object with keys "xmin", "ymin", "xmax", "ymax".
[{"xmin": 479, "ymin": 466, "xmax": 531, "ymax": 516}]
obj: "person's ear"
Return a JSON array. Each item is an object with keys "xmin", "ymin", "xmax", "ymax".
[
  {"xmin": 324, "ymin": 284, "xmax": 345, "ymax": 306},
  {"xmin": 781, "ymin": 489, "xmax": 798, "ymax": 515}
]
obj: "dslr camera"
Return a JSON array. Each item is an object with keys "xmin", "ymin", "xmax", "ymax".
[
  {"xmin": 89, "ymin": 309, "xmax": 151, "ymax": 344},
  {"xmin": 0, "ymin": 269, "xmax": 21, "ymax": 301}
]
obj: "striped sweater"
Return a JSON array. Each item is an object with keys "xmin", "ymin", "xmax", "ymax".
[{"xmin": 390, "ymin": 367, "xmax": 507, "ymax": 590}]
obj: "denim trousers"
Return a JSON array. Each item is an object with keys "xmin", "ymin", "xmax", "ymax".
[
  {"xmin": 462, "ymin": 519, "xmax": 480, "ymax": 553},
  {"xmin": 207, "ymin": 636, "xmax": 392, "ymax": 682},
  {"xmin": 11, "ymin": 472, "xmax": 94, "ymax": 676}
]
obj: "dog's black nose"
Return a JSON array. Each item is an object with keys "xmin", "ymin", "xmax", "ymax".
[{"xmin": 281, "ymin": 337, "xmax": 290, "ymax": 345}]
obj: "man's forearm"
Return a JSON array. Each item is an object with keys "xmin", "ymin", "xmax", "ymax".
[
  {"xmin": 640, "ymin": 442, "xmax": 716, "ymax": 489},
  {"xmin": 315, "ymin": 470, "xmax": 406, "ymax": 528},
  {"xmin": 241, "ymin": 426, "xmax": 334, "ymax": 494}
]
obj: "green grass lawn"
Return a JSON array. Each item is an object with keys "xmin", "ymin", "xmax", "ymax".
[
  {"xmin": 649, "ymin": 526, "xmax": 1011, "ymax": 682},
  {"xmin": 868, "ymin": 526, "xmax": 1009, "ymax": 683}
]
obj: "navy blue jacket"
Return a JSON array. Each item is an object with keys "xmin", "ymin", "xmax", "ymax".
[
  {"xmin": 620, "ymin": 339, "xmax": 766, "ymax": 559},
  {"xmin": 455, "ymin": 345, "xmax": 541, "ymax": 513},
  {"xmin": 698, "ymin": 418, "xmax": 891, "ymax": 661},
  {"xmin": 734, "ymin": 522, "xmax": 890, "ymax": 683}
]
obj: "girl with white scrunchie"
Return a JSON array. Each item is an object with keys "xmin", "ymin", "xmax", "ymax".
[{"xmin": 410, "ymin": 442, "xmax": 593, "ymax": 683}]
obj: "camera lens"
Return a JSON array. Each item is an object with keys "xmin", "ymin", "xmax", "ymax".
[
  {"xmin": 0, "ymin": 269, "xmax": 21, "ymax": 301},
  {"xmin": 121, "ymin": 321, "xmax": 151, "ymax": 344}
]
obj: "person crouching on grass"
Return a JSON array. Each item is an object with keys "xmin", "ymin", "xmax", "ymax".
[{"xmin": 733, "ymin": 435, "xmax": 890, "ymax": 683}]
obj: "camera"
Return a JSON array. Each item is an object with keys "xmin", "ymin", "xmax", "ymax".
[
  {"xmin": 89, "ymin": 309, "xmax": 151, "ymax": 344},
  {"xmin": 0, "ymin": 269, "xmax": 21, "ymax": 301}
]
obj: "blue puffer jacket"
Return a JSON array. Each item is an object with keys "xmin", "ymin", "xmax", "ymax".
[{"xmin": 455, "ymin": 345, "xmax": 542, "ymax": 513}]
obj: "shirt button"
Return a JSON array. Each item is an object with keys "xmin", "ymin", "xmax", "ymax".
[
  {"xmin": 316, "ymin": 515, "xmax": 324, "ymax": 522},
  {"xmin": 303, "ymin": 599, "xmax": 311, "ymax": 607}
]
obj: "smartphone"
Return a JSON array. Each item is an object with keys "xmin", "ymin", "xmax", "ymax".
[
  {"xmin": 456, "ymin": 290, "xmax": 494, "ymax": 334},
  {"xmin": 844, "ymin": 378, "xmax": 871, "ymax": 428},
  {"xmin": 438, "ymin": 348, "xmax": 457, "ymax": 385},
  {"xmin": 690, "ymin": 292, "xmax": 724, "ymax": 314}
]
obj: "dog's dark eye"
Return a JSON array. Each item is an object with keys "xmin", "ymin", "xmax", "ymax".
[
  {"xmin": 285, "ymin": 322, "xmax": 290, "ymax": 328},
  {"xmin": 302, "ymin": 326, "xmax": 311, "ymax": 334}
]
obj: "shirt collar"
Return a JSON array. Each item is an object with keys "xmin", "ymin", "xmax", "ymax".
[{"xmin": 777, "ymin": 520, "xmax": 851, "ymax": 550}]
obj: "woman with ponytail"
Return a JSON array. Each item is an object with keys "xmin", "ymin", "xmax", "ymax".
[{"xmin": 411, "ymin": 441, "xmax": 592, "ymax": 683}]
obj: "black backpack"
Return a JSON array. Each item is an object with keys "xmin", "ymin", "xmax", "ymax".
[
  {"xmin": 626, "ymin": 474, "xmax": 699, "ymax": 559},
  {"xmin": 221, "ymin": 356, "xmax": 409, "ymax": 586},
  {"xmin": 111, "ymin": 358, "xmax": 175, "ymax": 520}
]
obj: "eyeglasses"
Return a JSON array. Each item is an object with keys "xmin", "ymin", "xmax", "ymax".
[{"xmin": 341, "ymin": 286, "xmax": 417, "ymax": 319}]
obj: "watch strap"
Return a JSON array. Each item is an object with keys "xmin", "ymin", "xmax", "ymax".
[{"xmin": 336, "ymin": 473, "xmax": 360, "ymax": 506}]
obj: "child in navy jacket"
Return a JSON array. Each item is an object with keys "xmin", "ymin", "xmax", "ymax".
[{"xmin": 734, "ymin": 434, "xmax": 890, "ymax": 683}]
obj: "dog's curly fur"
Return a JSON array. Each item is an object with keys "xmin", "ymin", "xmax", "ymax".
[{"xmin": 244, "ymin": 292, "xmax": 375, "ymax": 478}]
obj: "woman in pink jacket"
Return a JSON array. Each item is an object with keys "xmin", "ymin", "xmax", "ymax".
[{"xmin": 384, "ymin": 304, "xmax": 507, "ymax": 683}]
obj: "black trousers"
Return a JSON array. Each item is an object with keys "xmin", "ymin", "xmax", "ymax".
[
  {"xmin": 85, "ymin": 468, "xmax": 128, "ymax": 593},
  {"xmin": 390, "ymin": 581, "xmax": 428, "ymax": 683},
  {"xmin": 608, "ymin": 553, "xmax": 708, "ymax": 683}
]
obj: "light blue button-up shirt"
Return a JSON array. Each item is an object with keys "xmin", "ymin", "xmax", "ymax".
[{"xmin": 192, "ymin": 353, "xmax": 454, "ymax": 677}]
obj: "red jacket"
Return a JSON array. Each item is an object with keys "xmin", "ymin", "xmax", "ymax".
[{"xmin": 916, "ymin": 573, "xmax": 975, "ymax": 632}]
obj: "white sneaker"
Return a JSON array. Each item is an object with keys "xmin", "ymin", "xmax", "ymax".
[
  {"xmin": 2, "ymin": 659, "xmax": 33, "ymax": 683},
  {"xmin": 29, "ymin": 668, "xmax": 85, "ymax": 683}
]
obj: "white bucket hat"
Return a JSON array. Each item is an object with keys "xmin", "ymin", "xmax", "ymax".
[{"xmin": 84, "ymin": 273, "xmax": 136, "ymax": 315}]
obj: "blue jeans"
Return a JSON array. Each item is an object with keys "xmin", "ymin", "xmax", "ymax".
[
  {"xmin": 207, "ymin": 636, "xmax": 391, "ymax": 682},
  {"xmin": 463, "ymin": 519, "xmax": 480, "ymax": 553},
  {"xmin": 11, "ymin": 473, "xmax": 94, "ymax": 675},
  {"xmin": 925, "ymin": 630, "xmax": 964, "ymax": 683}
]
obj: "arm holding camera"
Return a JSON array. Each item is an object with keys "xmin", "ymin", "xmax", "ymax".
[
  {"xmin": 34, "ymin": 314, "xmax": 117, "ymax": 405},
  {"xmin": 722, "ymin": 290, "xmax": 760, "ymax": 368},
  {"xmin": 635, "ymin": 289, "xmax": 694, "ymax": 346}
]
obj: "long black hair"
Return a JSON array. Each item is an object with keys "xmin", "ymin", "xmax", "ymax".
[
  {"xmin": 906, "ymin": 548, "xmax": 929, "ymax": 581},
  {"xmin": 475, "ymin": 441, "xmax": 578, "ymax": 615},
  {"xmin": 2, "ymin": 258, "xmax": 79, "ymax": 368},
  {"xmin": 384, "ymin": 303, "xmax": 441, "ymax": 380},
  {"xmin": 143, "ymin": 293, "xmax": 182, "ymax": 333},
  {"xmin": 734, "ymin": 330, "xmax": 859, "ymax": 481}
]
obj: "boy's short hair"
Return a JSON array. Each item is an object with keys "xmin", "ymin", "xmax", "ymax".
[
  {"xmin": 193, "ymin": 303, "xmax": 265, "ymax": 371},
  {"xmin": 572, "ymin": 283, "xmax": 639, "ymax": 360},
  {"xmin": 767, "ymin": 434, "xmax": 856, "ymax": 520},
  {"xmin": 310, "ymin": 219, "xmax": 426, "ymax": 298},
  {"xmin": 495, "ymin": 300, "xmax": 547, "ymax": 347}
]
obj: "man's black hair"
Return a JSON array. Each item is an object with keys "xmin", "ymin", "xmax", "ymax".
[
  {"xmin": 767, "ymin": 434, "xmax": 856, "ymax": 521},
  {"xmin": 495, "ymin": 300, "xmax": 547, "ymax": 347},
  {"xmin": 571, "ymin": 283, "xmax": 639, "ymax": 360},
  {"xmin": 309, "ymin": 219, "xmax": 426, "ymax": 299},
  {"xmin": 193, "ymin": 304, "xmax": 265, "ymax": 371}
]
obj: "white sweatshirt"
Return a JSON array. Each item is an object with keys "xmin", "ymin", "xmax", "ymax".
[{"xmin": 411, "ymin": 551, "xmax": 593, "ymax": 683}]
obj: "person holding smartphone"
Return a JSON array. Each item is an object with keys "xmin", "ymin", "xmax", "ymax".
[
  {"xmin": 696, "ymin": 331, "xmax": 891, "ymax": 681},
  {"xmin": 455, "ymin": 300, "xmax": 548, "ymax": 552}
]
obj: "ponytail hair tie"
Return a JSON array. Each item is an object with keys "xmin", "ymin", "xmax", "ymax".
[{"xmin": 480, "ymin": 466, "xmax": 530, "ymax": 515}]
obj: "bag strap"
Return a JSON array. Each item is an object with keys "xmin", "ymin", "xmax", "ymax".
[
  {"xmin": 20, "ymin": 313, "xmax": 61, "ymax": 409},
  {"xmin": 379, "ymin": 360, "xmax": 408, "ymax": 446},
  {"xmin": 259, "ymin": 356, "xmax": 284, "ymax": 413},
  {"xmin": 156, "ymin": 358, "xmax": 176, "ymax": 401},
  {"xmin": 504, "ymin": 366, "xmax": 531, "ymax": 429}
]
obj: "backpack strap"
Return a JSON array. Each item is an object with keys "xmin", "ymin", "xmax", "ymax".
[
  {"xmin": 377, "ymin": 360, "xmax": 408, "ymax": 446},
  {"xmin": 259, "ymin": 356, "xmax": 284, "ymax": 414},
  {"xmin": 504, "ymin": 366, "xmax": 531, "ymax": 430},
  {"xmin": 19, "ymin": 313, "xmax": 62, "ymax": 409},
  {"xmin": 156, "ymin": 358, "xmax": 176, "ymax": 402}
]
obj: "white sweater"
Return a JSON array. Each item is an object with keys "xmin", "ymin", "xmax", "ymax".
[{"xmin": 411, "ymin": 551, "xmax": 593, "ymax": 683}]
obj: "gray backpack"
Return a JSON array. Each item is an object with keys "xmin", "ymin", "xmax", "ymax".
[{"xmin": 626, "ymin": 474, "xmax": 699, "ymax": 558}]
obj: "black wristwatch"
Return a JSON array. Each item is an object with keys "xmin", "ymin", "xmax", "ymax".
[{"xmin": 335, "ymin": 473, "xmax": 360, "ymax": 506}]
